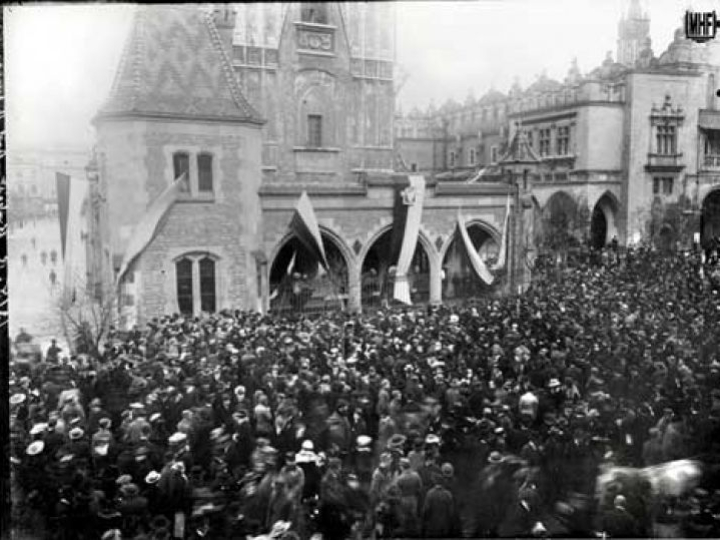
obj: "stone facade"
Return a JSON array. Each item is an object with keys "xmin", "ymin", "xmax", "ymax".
[{"xmin": 396, "ymin": 4, "xmax": 720, "ymax": 252}]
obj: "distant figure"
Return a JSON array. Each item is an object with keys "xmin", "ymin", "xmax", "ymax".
[
  {"xmin": 21, "ymin": 253, "xmax": 28, "ymax": 267},
  {"xmin": 15, "ymin": 328, "xmax": 33, "ymax": 345},
  {"xmin": 50, "ymin": 268, "xmax": 57, "ymax": 288},
  {"xmin": 46, "ymin": 338, "xmax": 62, "ymax": 363},
  {"xmin": 31, "ymin": 237, "xmax": 36, "ymax": 249},
  {"xmin": 50, "ymin": 249, "xmax": 58, "ymax": 265},
  {"xmin": 41, "ymin": 251, "xmax": 47, "ymax": 265}
]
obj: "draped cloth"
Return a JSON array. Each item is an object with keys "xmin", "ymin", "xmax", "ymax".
[
  {"xmin": 457, "ymin": 213, "xmax": 495, "ymax": 285},
  {"xmin": 393, "ymin": 175, "xmax": 426, "ymax": 304},
  {"xmin": 116, "ymin": 172, "xmax": 188, "ymax": 285},
  {"xmin": 492, "ymin": 195, "xmax": 511, "ymax": 271},
  {"xmin": 289, "ymin": 191, "xmax": 329, "ymax": 271}
]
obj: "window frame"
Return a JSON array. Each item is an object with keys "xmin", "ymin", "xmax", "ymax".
[
  {"xmin": 173, "ymin": 253, "xmax": 221, "ymax": 316},
  {"xmin": 307, "ymin": 114, "xmax": 323, "ymax": 148},
  {"xmin": 197, "ymin": 153, "xmax": 214, "ymax": 194}
]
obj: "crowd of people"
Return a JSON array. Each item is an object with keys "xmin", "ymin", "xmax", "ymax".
[{"xmin": 9, "ymin": 245, "xmax": 720, "ymax": 539}]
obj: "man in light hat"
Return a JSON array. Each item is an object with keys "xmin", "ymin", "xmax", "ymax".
[
  {"xmin": 353, "ymin": 435, "xmax": 374, "ymax": 488},
  {"xmin": 66, "ymin": 426, "xmax": 91, "ymax": 460},
  {"xmin": 295, "ymin": 440, "xmax": 322, "ymax": 501}
]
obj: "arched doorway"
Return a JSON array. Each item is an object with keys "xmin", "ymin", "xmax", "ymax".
[
  {"xmin": 543, "ymin": 191, "xmax": 581, "ymax": 251},
  {"xmin": 655, "ymin": 224, "xmax": 676, "ymax": 253},
  {"xmin": 701, "ymin": 189, "xmax": 720, "ymax": 248},
  {"xmin": 442, "ymin": 223, "xmax": 499, "ymax": 301},
  {"xmin": 590, "ymin": 193, "xmax": 619, "ymax": 249},
  {"xmin": 360, "ymin": 229, "xmax": 430, "ymax": 308},
  {"xmin": 269, "ymin": 233, "xmax": 349, "ymax": 315}
]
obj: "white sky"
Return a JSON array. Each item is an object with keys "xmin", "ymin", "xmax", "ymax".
[{"xmin": 4, "ymin": 1, "xmax": 717, "ymax": 152}]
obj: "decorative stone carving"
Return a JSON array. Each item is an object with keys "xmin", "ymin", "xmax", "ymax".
[{"xmin": 297, "ymin": 29, "xmax": 334, "ymax": 52}]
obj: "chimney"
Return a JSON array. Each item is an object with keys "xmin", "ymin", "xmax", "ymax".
[{"xmin": 213, "ymin": 5, "xmax": 236, "ymax": 56}]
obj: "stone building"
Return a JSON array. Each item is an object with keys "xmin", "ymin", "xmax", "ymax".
[
  {"xmin": 92, "ymin": 5, "xmax": 265, "ymax": 325},
  {"xmin": 92, "ymin": 4, "xmax": 513, "ymax": 326},
  {"xmin": 396, "ymin": 0, "xmax": 720, "ymax": 252}
]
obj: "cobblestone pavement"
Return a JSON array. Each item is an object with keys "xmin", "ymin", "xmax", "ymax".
[{"xmin": 8, "ymin": 217, "xmax": 68, "ymax": 351}]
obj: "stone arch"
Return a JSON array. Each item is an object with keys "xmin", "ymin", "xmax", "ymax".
[
  {"xmin": 542, "ymin": 190, "xmax": 582, "ymax": 249},
  {"xmin": 590, "ymin": 191, "xmax": 620, "ymax": 249},
  {"xmin": 268, "ymin": 226, "xmax": 353, "ymax": 313},
  {"xmin": 441, "ymin": 219, "xmax": 501, "ymax": 301},
  {"xmin": 701, "ymin": 187, "xmax": 720, "ymax": 248},
  {"xmin": 358, "ymin": 224, "xmax": 435, "ymax": 307},
  {"xmin": 655, "ymin": 222, "xmax": 676, "ymax": 253}
]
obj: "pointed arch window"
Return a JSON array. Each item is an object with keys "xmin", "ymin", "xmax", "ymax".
[
  {"xmin": 176, "ymin": 258, "xmax": 194, "ymax": 315},
  {"xmin": 199, "ymin": 257, "xmax": 217, "ymax": 312},
  {"xmin": 175, "ymin": 253, "xmax": 220, "ymax": 315}
]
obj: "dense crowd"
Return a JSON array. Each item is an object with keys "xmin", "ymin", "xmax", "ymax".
[{"xmin": 9, "ymin": 245, "xmax": 720, "ymax": 540}]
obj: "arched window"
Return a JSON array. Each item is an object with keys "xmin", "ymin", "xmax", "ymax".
[
  {"xmin": 175, "ymin": 254, "xmax": 219, "ymax": 315},
  {"xmin": 176, "ymin": 258, "xmax": 194, "ymax": 315},
  {"xmin": 199, "ymin": 257, "xmax": 216, "ymax": 312},
  {"xmin": 197, "ymin": 153, "xmax": 214, "ymax": 193}
]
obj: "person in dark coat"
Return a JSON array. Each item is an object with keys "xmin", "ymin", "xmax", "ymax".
[
  {"xmin": 422, "ymin": 473, "xmax": 457, "ymax": 538},
  {"xmin": 600, "ymin": 495, "xmax": 641, "ymax": 538}
]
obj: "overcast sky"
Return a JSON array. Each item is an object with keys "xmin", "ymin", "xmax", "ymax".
[{"xmin": 4, "ymin": 1, "xmax": 716, "ymax": 152}]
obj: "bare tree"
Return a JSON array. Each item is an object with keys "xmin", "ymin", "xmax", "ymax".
[{"xmin": 57, "ymin": 270, "xmax": 118, "ymax": 360}]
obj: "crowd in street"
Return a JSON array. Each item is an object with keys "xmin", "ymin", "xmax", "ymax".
[{"xmin": 9, "ymin": 244, "xmax": 720, "ymax": 539}]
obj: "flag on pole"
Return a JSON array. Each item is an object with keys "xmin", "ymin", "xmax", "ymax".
[
  {"xmin": 289, "ymin": 191, "xmax": 329, "ymax": 270},
  {"xmin": 457, "ymin": 213, "xmax": 495, "ymax": 285},
  {"xmin": 56, "ymin": 173, "xmax": 71, "ymax": 259},
  {"xmin": 393, "ymin": 175, "xmax": 426, "ymax": 304},
  {"xmin": 116, "ymin": 172, "xmax": 189, "ymax": 285},
  {"xmin": 286, "ymin": 249, "xmax": 296, "ymax": 276},
  {"xmin": 492, "ymin": 195, "xmax": 511, "ymax": 271}
]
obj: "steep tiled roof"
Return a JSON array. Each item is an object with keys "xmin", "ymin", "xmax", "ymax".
[{"xmin": 96, "ymin": 5, "xmax": 263, "ymax": 124}]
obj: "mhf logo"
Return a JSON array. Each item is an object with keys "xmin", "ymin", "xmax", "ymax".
[{"xmin": 685, "ymin": 10, "xmax": 718, "ymax": 43}]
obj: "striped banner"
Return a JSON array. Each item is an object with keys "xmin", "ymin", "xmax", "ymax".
[
  {"xmin": 492, "ymin": 195, "xmax": 511, "ymax": 271},
  {"xmin": 393, "ymin": 175, "xmax": 426, "ymax": 304},
  {"xmin": 458, "ymin": 213, "xmax": 495, "ymax": 285},
  {"xmin": 116, "ymin": 172, "xmax": 188, "ymax": 285},
  {"xmin": 289, "ymin": 191, "xmax": 329, "ymax": 270}
]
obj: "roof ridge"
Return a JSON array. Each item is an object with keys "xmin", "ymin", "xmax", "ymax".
[{"xmin": 202, "ymin": 10, "xmax": 263, "ymax": 123}]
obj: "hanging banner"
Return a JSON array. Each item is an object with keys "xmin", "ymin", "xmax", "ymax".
[
  {"xmin": 492, "ymin": 195, "xmax": 511, "ymax": 271},
  {"xmin": 393, "ymin": 175, "xmax": 426, "ymax": 304},
  {"xmin": 458, "ymin": 213, "xmax": 495, "ymax": 285},
  {"xmin": 289, "ymin": 191, "xmax": 329, "ymax": 270},
  {"xmin": 116, "ymin": 172, "xmax": 188, "ymax": 285}
]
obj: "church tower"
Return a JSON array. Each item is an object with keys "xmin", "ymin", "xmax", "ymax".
[{"xmin": 617, "ymin": 0, "xmax": 650, "ymax": 67}]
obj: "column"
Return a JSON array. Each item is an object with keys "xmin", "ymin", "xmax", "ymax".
[
  {"xmin": 347, "ymin": 260, "xmax": 362, "ymax": 313},
  {"xmin": 429, "ymin": 248, "xmax": 442, "ymax": 305}
]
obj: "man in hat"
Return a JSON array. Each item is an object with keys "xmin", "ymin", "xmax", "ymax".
[
  {"xmin": 353, "ymin": 435, "xmax": 374, "ymax": 489},
  {"xmin": 66, "ymin": 426, "xmax": 91, "ymax": 460},
  {"xmin": 324, "ymin": 400, "xmax": 352, "ymax": 460},
  {"xmin": 295, "ymin": 440, "xmax": 322, "ymax": 501},
  {"xmin": 600, "ymin": 494, "xmax": 641, "ymax": 538},
  {"xmin": 422, "ymin": 470, "xmax": 458, "ymax": 538},
  {"xmin": 370, "ymin": 453, "xmax": 395, "ymax": 509},
  {"xmin": 279, "ymin": 451, "xmax": 305, "ymax": 505},
  {"xmin": 395, "ymin": 457, "xmax": 423, "ymax": 536}
]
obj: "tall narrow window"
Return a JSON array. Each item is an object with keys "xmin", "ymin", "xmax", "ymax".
[
  {"xmin": 491, "ymin": 146, "xmax": 498, "ymax": 163},
  {"xmin": 176, "ymin": 258, "xmax": 194, "ymax": 315},
  {"xmin": 539, "ymin": 129, "xmax": 551, "ymax": 156},
  {"xmin": 449, "ymin": 151, "xmax": 456, "ymax": 168},
  {"xmin": 199, "ymin": 257, "xmax": 216, "ymax": 313},
  {"xmin": 663, "ymin": 177, "xmax": 674, "ymax": 195},
  {"xmin": 656, "ymin": 125, "xmax": 676, "ymax": 155},
  {"xmin": 653, "ymin": 177, "xmax": 661, "ymax": 195},
  {"xmin": 197, "ymin": 153, "xmax": 213, "ymax": 193},
  {"xmin": 173, "ymin": 152, "xmax": 190, "ymax": 193},
  {"xmin": 308, "ymin": 114, "xmax": 322, "ymax": 148},
  {"xmin": 556, "ymin": 126, "xmax": 569, "ymax": 155}
]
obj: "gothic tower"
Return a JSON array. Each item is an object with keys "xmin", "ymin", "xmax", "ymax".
[{"xmin": 617, "ymin": 0, "xmax": 650, "ymax": 67}]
